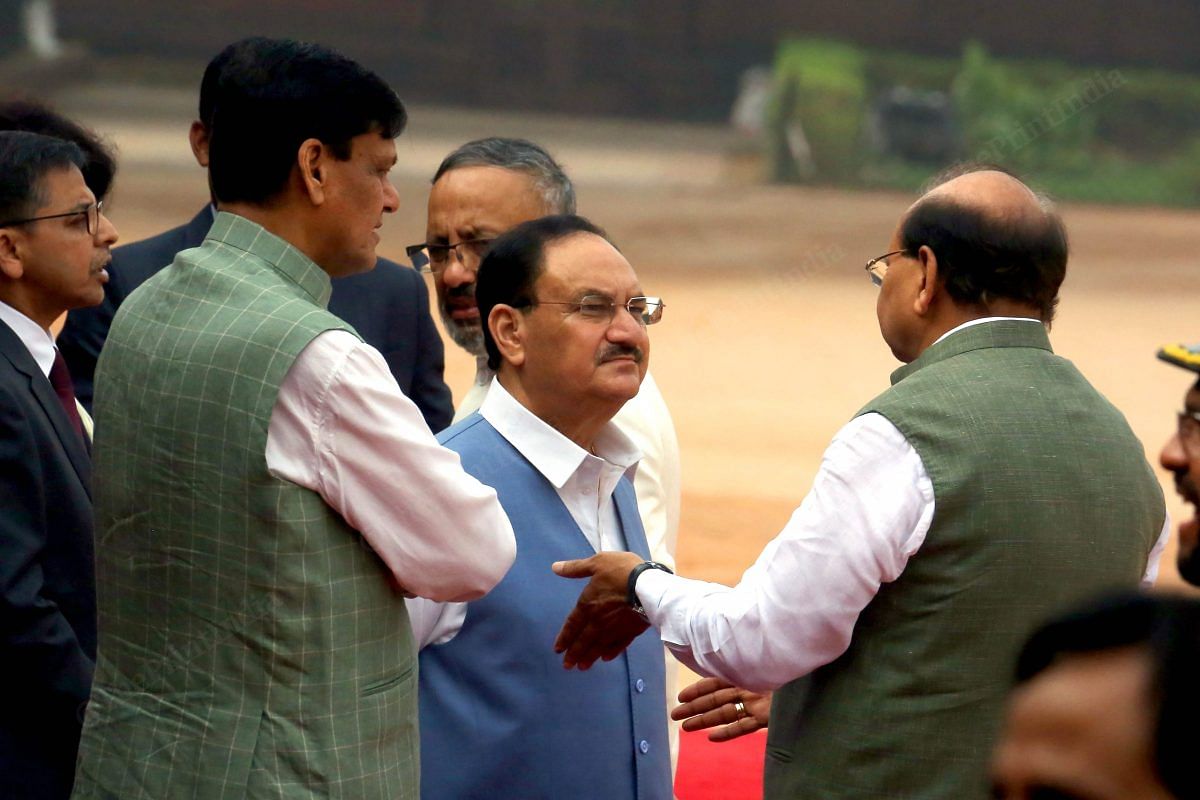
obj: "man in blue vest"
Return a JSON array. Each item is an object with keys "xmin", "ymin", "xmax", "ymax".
[
  {"xmin": 410, "ymin": 214, "xmax": 673, "ymax": 799},
  {"xmin": 553, "ymin": 166, "xmax": 1167, "ymax": 799},
  {"xmin": 1157, "ymin": 340, "xmax": 1200, "ymax": 586}
]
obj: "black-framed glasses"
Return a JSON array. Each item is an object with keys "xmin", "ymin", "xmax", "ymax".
[
  {"xmin": 865, "ymin": 249, "xmax": 907, "ymax": 287},
  {"xmin": 1178, "ymin": 410, "xmax": 1200, "ymax": 456},
  {"xmin": 524, "ymin": 294, "xmax": 665, "ymax": 326},
  {"xmin": 0, "ymin": 200, "xmax": 104, "ymax": 236},
  {"xmin": 405, "ymin": 238, "xmax": 495, "ymax": 275}
]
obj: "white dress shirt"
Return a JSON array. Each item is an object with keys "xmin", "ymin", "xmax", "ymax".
[
  {"xmin": 456, "ymin": 362, "xmax": 681, "ymax": 569},
  {"xmin": 0, "ymin": 300, "xmax": 56, "ymax": 376},
  {"xmin": 636, "ymin": 318, "xmax": 1170, "ymax": 692},
  {"xmin": 406, "ymin": 379, "xmax": 642, "ymax": 647},
  {"xmin": 265, "ymin": 329, "xmax": 516, "ymax": 603}
]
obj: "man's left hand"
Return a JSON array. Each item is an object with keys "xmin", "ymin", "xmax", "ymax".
[{"xmin": 552, "ymin": 551, "xmax": 646, "ymax": 670}]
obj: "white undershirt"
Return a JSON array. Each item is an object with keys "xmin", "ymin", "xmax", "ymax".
[
  {"xmin": 405, "ymin": 380, "xmax": 643, "ymax": 647},
  {"xmin": 636, "ymin": 318, "xmax": 1169, "ymax": 692},
  {"xmin": 0, "ymin": 300, "xmax": 56, "ymax": 376},
  {"xmin": 264, "ymin": 329, "xmax": 516, "ymax": 603}
]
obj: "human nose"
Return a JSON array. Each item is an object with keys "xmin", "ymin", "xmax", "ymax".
[
  {"xmin": 438, "ymin": 252, "xmax": 476, "ymax": 289},
  {"xmin": 382, "ymin": 180, "xmax": 399, "ymax": 214},
  {"xmin": 95, "ymin": 211, "xmax": 119, "ymax": 247},
  {"xmin": 607, "ymin": 302, "xmax": 647, "ymax": 342},
  {"xmin": 1161, "ymin": 430, "xmax": 1188, "ymax": 473}
]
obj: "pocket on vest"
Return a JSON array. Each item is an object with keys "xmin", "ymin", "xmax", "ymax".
[{"xmin": 361, "ymin": 662, "xmax": 415, "ymax": 698}]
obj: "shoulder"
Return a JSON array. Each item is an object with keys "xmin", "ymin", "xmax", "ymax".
[{"xmin": 436, "ymin": 413, "xmax": 494, "ymax": 450}]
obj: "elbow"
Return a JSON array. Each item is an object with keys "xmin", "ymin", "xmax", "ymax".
[{"xmin": 452, "ymin": 529, "xmax": 516, "ymax": 601}]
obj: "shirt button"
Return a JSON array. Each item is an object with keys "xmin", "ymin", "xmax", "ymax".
[
  {"xmin": 635, "ymin": 678, "xmax": 645, "ymax": 693},
  {"xmin": 639, "ymin": 739, "xmax": 650, "ymax": 754}
]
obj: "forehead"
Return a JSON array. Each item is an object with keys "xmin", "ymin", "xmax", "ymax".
[
  {"xmin": 1185, "ymin": 382, "xmax": 1200, "ymax": 411},
  {"xmin": 1001, "ymin": 648, "xmax": 1155, "ymax": 794},
  {"xmin": 34, "ymin": 164, "xmax": 92, "ymax": 211},
  {"xmin": 537, "ymin": 232, "xmax": 638, "ymax": 294},
  {"xmin": 427, "ymin": 165, "xmax": 545, "ymax": 233},
  {"xmin": 348, "ymin": 131, "xmax": 396, "ymax": 161}
]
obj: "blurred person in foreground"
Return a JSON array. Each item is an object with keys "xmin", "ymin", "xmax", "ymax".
[
  {"xmin": 57, "ymin": 37, "xmax": 453, "ymax": 431},
  {"xmin": 553, "ymin": 165, "xmax": 1168, "ymax": 799},
  {"xmin": 410, "ymin": 214, "xmax": 672, "ymax": 799},
  {"xmin": 991, "ymin": 592, "xmax": 1200, "ymax": 800},
  {"xmin": 1157, "ymin": 340, "xmax": 1200, "ymax": 586},
  {"xmin": 72, "ymin": 38, "xmax": 515, "ymax": 800},
  {"xmin": 0, "ymin": 130, "xmax": 118, "ymax": 798},
  {"xmin": 411, "ymin": 137, "xmax": 684, "ymax": 767}
]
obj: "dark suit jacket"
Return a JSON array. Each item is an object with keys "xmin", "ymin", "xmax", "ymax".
[
  {"xmin": 58, "ymin": 208, "xmax": 454, "ymax": 431},
  {"xmin": 0, "ymin": 319, "xmax": 96, "ymax": 799}
]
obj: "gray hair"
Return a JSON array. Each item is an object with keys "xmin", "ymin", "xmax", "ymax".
[{"xmin": 432, "ymin": 137, "xmax": 575, "ymax": 215}]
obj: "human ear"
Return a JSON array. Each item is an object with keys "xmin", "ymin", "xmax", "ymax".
[
  {"xmin": 297, "ymin": 138, "xmax": 327, "ymax": 205},
  {"xmin": 489, "ymin": 305, "xmax": 525, "ymax": 368},
  {"xmin": 0, "ymin": 229, "xmax": 25, "ymax": 281},
  {"xmin": 913, "ymin": 245, "xmax": 939, "ymax": 316},
  {"xmin": 188, "ymin": 121, "xmax": 210, "ymax": 168}
]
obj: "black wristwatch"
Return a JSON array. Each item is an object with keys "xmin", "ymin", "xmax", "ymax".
[{"xmin": 626, "ymin": 561, "xmax": 674, "ymax": 622}]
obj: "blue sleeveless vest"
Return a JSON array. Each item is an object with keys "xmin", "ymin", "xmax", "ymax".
[{"xmin": 420, "ymin": 414, "xmax": 672, "ymax": 800}]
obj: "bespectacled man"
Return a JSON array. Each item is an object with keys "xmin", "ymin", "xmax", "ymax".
[
  {"xmin": 1157, "ymin": 341, "xmax": 1200, "ymax": 586},
  {"xmin": 0, "ymin": 129, "xmax": 118, "ymax": 799}
]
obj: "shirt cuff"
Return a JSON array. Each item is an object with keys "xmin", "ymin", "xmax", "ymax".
[{"xmin": 635, "ymin": 566, "xmax": 677, "ymax": 634}]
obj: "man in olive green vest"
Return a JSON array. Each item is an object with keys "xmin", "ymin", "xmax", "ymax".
[
  {"xmin": 552, "ymin": 166, "xmax": 1167, "ymax": 799},
  {"xmin": 73, "ymin": 38, "xmax": 516, "ymax": 799}
]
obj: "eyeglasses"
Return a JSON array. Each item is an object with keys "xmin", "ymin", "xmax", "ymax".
[
  {"xmin": 1178, "ymin": 410, "xmax": 1200, "ymax": 455},
  {"xmin": 405, "ymin": 238, "xmax": 495, "ymax": 275},
  {"xmin": 865, "ymin": 249, "xmax": 907, "ymax": 287},
  {"xmin": 525, "ymin": 294, "xmax": 665, "ymax": 326},
  {"xmin": 0, "ymin": 200, "xmax": 104, "ymax": 236}
]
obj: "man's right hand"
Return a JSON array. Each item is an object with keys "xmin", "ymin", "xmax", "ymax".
[{"xmin": 671, "ymin": 676, "xmax": 771, "ymax": 742}]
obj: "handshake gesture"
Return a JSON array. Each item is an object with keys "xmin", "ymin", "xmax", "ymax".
[
  {"xmin": 553, "ymin": 551, "xmax": 771, "ymax": 743},
  {"xmin": 552, "ymin": 551, "xmax": 648, "ymax": 669}
]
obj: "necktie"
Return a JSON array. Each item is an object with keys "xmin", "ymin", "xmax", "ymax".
[{"xmin": 48, "ymin": 349, "xmax": 85, "ymax": 443}]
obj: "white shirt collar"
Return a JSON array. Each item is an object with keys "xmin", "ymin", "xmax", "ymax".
[
  {"xmin": 932, "ymin": 316, "xmax": 1042, "ymax": 347},
  {"xmin": 480, "ymin": 379, "xmax": 642, "ymax": 491},
  {"xmin": 0, "ymin": 300, "xmax": 56, "ymax": 377}
]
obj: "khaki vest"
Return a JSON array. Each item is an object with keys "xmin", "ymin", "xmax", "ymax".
[
  {"xmin": 74, "ymin": 214, "xmax": 417, "ymax": 799},
  {"xmin": 765, "ymin": 321, "xmax": 1163, "ymax": 800}
]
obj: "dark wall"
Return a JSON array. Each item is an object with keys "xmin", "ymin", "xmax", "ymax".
[{"xmin": 54, "ymin": 0, "xmax": 1200, "ymax": 121}]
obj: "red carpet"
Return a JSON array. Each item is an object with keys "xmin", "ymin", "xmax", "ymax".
[{"xmin": 674, "ymin": 728, "xmax": 766, "ymax": 799}]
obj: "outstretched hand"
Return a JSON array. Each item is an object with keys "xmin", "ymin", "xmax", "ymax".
[
  {"xmin": 672, "ymin": 676, "xmax": 772, "ymax": 742},
  {"xmin": 552, "ymin": 551, "xmax": 646, "ymax": 670}
]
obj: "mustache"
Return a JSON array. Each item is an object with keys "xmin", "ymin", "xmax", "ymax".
[
  {"xmin": 1178, "ymin": 476, "xmax": 1199, "ymax": 507},
  {"xmin": 447, "ymin": 283, "xmax": 475, "ymax": 300},
  {"xmin": 596, "ymin": 343, "xmax": 644, "ymax": 365}
]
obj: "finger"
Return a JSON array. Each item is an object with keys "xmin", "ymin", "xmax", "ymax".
[
  {"xmin": 553, "ymin": 606, "xmax": 586, "ymax": 654},
  {"xmin": 678, "ymin": 697, "xmax": 750, "ymax": 732},
  {"xmin": 676, "ymin": 676, "xmax": 733, "ymax": 705},
  {"xmin": 672, "ymin": 687, "xmax": 745, "ymax": 720},
  {"xmin": 552, "ymin": 557, "xmax": 597, "ymax": 578},
  {"xmin": 708, "ymin": 717, "xmax": 763, "ymax": 743}
]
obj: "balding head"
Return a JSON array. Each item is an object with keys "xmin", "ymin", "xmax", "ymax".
[{"xmin": 900, "ymin": 165, "xmax": 1068, "ymax": 323}]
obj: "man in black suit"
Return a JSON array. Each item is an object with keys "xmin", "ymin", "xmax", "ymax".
[
  {"xmin": 0, "ymin": 130, "xmax": 119, "ymax": 798},
  {"xmin": 57, "ymin": 38, "xmax": 453, "ymax": 431}
]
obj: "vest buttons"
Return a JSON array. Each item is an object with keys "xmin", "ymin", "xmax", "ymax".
[
  {"xmin": 639, "ymin": 739, "xmax": 650, "ymax": 754},
  {"xmin": 635, "ymin": 678, "xmax": 645, "ymax": 693}
]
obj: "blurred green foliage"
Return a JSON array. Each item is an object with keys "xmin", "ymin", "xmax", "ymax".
[
  {"xmin": 768, "ymin": 38, "xmax": 1200, "ymax": 207},
  {"xmin": 767, "ymin": 40, "xmax": 866, "ymax": 181}
]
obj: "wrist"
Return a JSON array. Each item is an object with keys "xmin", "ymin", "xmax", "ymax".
[{"xmin": 626, "ymin": 561, "xmax": 674, "ymax": 622}]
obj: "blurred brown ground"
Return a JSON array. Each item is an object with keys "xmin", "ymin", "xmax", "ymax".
[{"xmin": 57, "ymin": 86, "xmax": 1199, "ymax": 596}]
